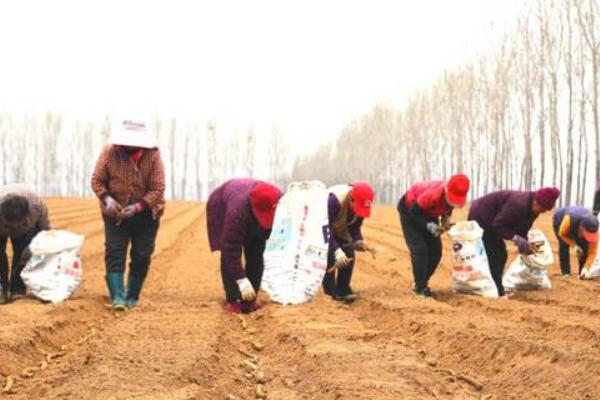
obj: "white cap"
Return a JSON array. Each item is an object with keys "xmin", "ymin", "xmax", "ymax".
[{"xmin": 109, "ymin": 120, "xmax": 157, "ymax": 149}]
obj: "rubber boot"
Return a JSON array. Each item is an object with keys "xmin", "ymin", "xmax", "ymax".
[
  {"xmin": 0, "ymin": 290, "xmax": 9, "ymax": 305},
  {"xmin": 125, "ymin": 274, "xmax": 146, "ymax": 309},
  {"xmin": 9, "ymin": 264, "xmax": 27, "ymax": 301},
  {"xmin": 106, "ymin": 273, "xmax": 127, "ymax": 311}
]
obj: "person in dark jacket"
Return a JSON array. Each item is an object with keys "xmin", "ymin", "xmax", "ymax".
[
  {"xmin": 207, "ymin": 179, "xmax": 282, "ymax": 314},
  {"xmin": 468, "ymin": 187, "xmax": 560, "ymax": 298},
  {"xmin": 91, "ymin": 120, "xmax": 166, "ymax": 311},
  {"xmin": 398, "ymin": 174, "xmax": 470, "ymax": 298},
  {"xmin": 0, "ymin": 185, "xmax": 51, "ymax": 303},
  {"xmin": 553, "ymin": 206, "xmax": 599, "ymax": 279},
  {"xmin": 322, "ymin": 182, "xmax": 375, "ymax": 304}
]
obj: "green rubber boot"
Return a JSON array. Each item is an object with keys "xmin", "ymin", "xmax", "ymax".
[
  {"xmin": 125, "ymin": 274, "xmax": 146, "ymax": 309},
  {"xmin": 106, "ymin": 273, "xmax": 127, "ymax": 311}
]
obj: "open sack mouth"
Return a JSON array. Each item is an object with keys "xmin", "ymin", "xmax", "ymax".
[{"xmin": 530, "ymin": 241, "xmax": 545, "ymax": 253}]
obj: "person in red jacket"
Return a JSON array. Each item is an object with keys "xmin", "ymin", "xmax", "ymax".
[{"xmin": 397, "ymin": 175, "xmax": 470, "ymax": 298}]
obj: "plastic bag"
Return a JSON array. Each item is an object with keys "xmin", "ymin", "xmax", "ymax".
[
  {"xmin": 503, "ymin": 229, "xmax": 553, "ymax": 291},
  {"xmin": 21, "ymin": 230, "xmax": 84, "ymax": 303},
  {"xmin": 448, "ymin": 221, "xmax": 498, "ymax": 297},
  {"xmin": 262, "ymin": 181, "xmax": 329, "ymax": 305}
]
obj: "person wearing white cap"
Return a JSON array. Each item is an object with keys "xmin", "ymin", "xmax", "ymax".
[{"xmin": 91, "ymin": 120, "xmax": 165, "ymax": 310}]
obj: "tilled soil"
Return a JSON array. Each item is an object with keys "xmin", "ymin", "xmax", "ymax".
[{"xmin": 0, "ymin": 199, "xmax": 598, "ymax": 400}]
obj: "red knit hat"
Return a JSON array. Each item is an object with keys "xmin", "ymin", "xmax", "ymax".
[
  {"xmin": 534, "ymin": 187, "xmax": 560, "ymax": 210},
  {"xmin": 350, "ymin": 182, "xmax": 375, "ymax": 218},
  {"xmin": 249, "ymin": 182, "xmax": 282, "ymax": 229},
  {"xmin": 446, "ymin": 174, "xmax": 470, "ymax": 207}
]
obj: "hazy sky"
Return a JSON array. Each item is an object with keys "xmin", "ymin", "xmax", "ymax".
[{"xmin": 0, "ymin": 0, "xmax": 523, "ymax": 154}]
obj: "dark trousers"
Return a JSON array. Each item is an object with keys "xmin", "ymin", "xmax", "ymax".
[
  {"xmin": 481, "ymin": 230, "xmax": 507, "ymax": 296},
  {"xmin": 553, "ymin": 225, "xmax": 586, "ymax": 275},
  {"xmin": 0, "ymin": 229, "xmax": 39, "ymax": 295},
  {"xmin": 220, "ymin": 237, "xmax": 265, "ymax": 303},
  {"xmin": 103, "ymin": 211, "xmax": 159, "ymax": 284},
  {"xmin": 322, "ymin": 242, "xmax": 356, "ymax": 297},
  {"xmin": 398, "ymin": 203, "xmax": 442, "ymax": 291}
]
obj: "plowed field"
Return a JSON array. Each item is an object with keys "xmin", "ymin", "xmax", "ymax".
[{"xmin": 0, "ymin": 199, "xmax": 598, "ymax": 400}]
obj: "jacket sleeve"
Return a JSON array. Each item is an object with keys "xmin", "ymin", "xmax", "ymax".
[
  {"xmin": 91, "ymin": 146, "xmax": 111, "ymax": 200},
  {"xmin": 350, "ymin": 218, "xmax": 364, "ymax": 241},
  {"xmin": 328, "ymin": 195, "xmax": 341, "ymax": 251},
  {"xmin": 220, "ymin": 203, "xmax": 249, "ymax": 281},
  {"xmin": 142, "ymin": 150, "xmax": 166, "ymax": 210},
  {"xmin": 36, "ymin": 201, "xmax": 51, "ymax": 231},
  {"xmin": 406, "ymin": 187, "xmax": 440, "ymax": 231},
  {"xmin": 558, "ymin": 215, "xmax": 575, "ymax": 247},
  {"xmin": 584, "ymin": 241, "xmax": 599, "ymax": 269}
]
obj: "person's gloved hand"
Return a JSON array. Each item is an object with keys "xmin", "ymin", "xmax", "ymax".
[
  {"xmin": 119, "ymin": 203, "xmax": 143, "ymax": 219},
  {"xmin": 333, "ymin": 248, "xmax": 353, "ymax": 270},
  {"xmin": 236, "ymin": 278, "xmax": 256, "ymax": 302},
  {"xmin": 103, "ymin": 196, "xmax": 119, "ymax": 217},
  {"xmin": 580, "ymin": 267, "xmax": 591, "ymax": 280},
  {"xmin": 513, "ymin": 235, "xmax": 533, "ymax": 255},
  {"xmin": 426, "ymin": 222, "xmax": 441, "ymax": 237}
]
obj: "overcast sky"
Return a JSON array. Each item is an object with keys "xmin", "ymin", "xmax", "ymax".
[{"xmin": 0, "ymin": 0, "xmax": 523, "ymax": 154}]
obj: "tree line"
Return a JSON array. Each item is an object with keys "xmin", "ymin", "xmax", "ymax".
[
  {"xmin": 292, "ymin": 0, "xmax": 600, "ymax": 206},
  {"xmin": 0, "ymin": 113, "xmax": 290, "ymax": 200}
]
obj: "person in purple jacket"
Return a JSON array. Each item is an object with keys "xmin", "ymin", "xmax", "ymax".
[
  {"xmin": 322, "ymin": 182, "xmax": 375, "ymax": 304},
  {"xmin": 468, "ymin": 187, "xmax": 560, "ymax": 298},
  {"xmin": 207, "ymin": 179, "xmax": 282, "ymax": 314}
]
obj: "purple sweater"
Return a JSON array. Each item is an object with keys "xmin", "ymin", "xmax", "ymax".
[
  {"xmin": 468, "ymin": 190, "xmax": 537, "ymax": 240},
  {"xmin": 207, "ymin": 179, "xmax": 280, "ymax": 281},
  {"xmin": 328, "ymin": 194, "xmax": 363, "ymax": 251}
]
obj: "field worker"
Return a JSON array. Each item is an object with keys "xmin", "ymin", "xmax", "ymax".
[
  {"xmin": 91, "ymin": 120, "xmax": 165, "ymax": 311},
  {"xmin": 398, "ymin": 175, "xmax": 470, "ymax": 298},
  {"xmin": 468, "ymin": 187, "xmax": 560, "ymax": 298},
  {"xmin": 207, "ymin": 179, "xmax": 282, "ymax": 314},
  {"xmin": 323, "ymin": 182, "xmax": 375, "ymax": 304},
  {"xmin": 0, "ymin": 185, "xmax": 51, "ymax": 303},
  {"xmin": 553, "ymin": 206, "xmax": 599, "ymax": 279}
]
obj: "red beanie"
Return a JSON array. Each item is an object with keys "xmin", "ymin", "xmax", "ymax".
[{"xmin": 534, "ymin": 187, "xmax": 560, "ymax": 210}]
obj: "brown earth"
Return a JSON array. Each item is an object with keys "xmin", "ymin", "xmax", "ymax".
[{"xmin": 0, "ymin": 199, "xmax": 598, "ymax": 399}]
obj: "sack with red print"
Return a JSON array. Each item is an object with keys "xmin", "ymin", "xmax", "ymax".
[
  {"xmin": 262, "ymin": 181, "xmax": 329, "ymax": 305},
  {"xmin": 448, "ymin": 221, "xmax": 498, "ymax": 298},
  {"xmin": 21, "ymin": 230, "xmax": 84, "ymax": 303}
]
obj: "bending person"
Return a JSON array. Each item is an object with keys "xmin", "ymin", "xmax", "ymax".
[
  {"xmin": 468, "ymin": 187, "xmax": 560, "ymax": 298},
  {"xmin": 207, "ymin": 179, "xmax": 282, "ymax": 314},
  {"xmin": 398, "ymin": 174, "xmax": 470, "ymax": 298},
  {"xmin": 553, "ymin": 206, "xmax": 599, "ymax": 279}
]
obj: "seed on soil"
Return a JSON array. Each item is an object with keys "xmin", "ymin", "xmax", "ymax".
[
  {"xmin": 242, "ymin": 360, "xmax": 258, "ymax": 372},
  {"xmin": 255, "ymin": 384, "xmax": 267, "ymax": 399},
  {"xmin": 3, "ymin": 376, "xmax": 15, "ymax": 393},
  {"xmin": 20, "ymin": 368, "xmax": 37, "ymax": 379},
  {"xmin": 255, "ymin": 370, "xmax": 267, "ymax": 384},
  {"xmin": 251, "ymin": 341, "xmax": 264, "ymax": 352},
  {"xmin": 426, "ymin": 359, "xmax": 438, "ymax": 367}
]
